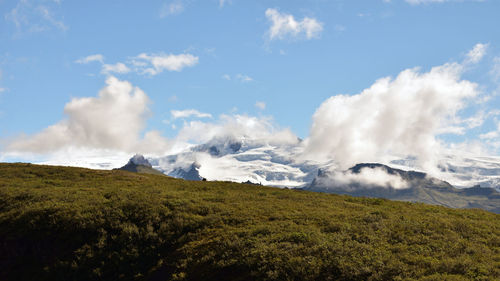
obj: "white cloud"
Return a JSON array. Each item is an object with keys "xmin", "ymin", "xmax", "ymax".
[
  {"xmin": 160, "ymin": 1, "xmax": 184, "ymax": 17},
  {"xmin": 5, "ymin": 0, "xmax": 67, "ymax": 33},
  {"xmin": 0, "ymin": 88, "xmax": 5, "ymax": 93},
  {"xmin": 222, "ymin": 74, "xmax": 253, "ymax": 82},
  {"xmin": 75, "ymin": 52, "xmax": 198, "ymax": 76},
  {"xmin": 171, "ymin": 109, "xmax": 212, "ymax": 119},
  {"xmin": 6, "ymin": 76, "xmax": 169, "ymax": 155},
  {"xmin": 265, "ymin": 8, "xmax": 323, "ymax": 41},
  {"xmin": 303, "ymin": 60, "xmax": 478, "ymax": 174},
  {"xmin": 465, "ymin": 43, "xmax": 488, "ymax": 64},
  {"xmin": 255, "ymin": 101, "xmax": 266, "ymax": 110},
  {"xmin": 176, "ymin": 114, "xmax": 299, "ymax": 146},
  {"xmin": 316, "ymin": 167, "xmax": 409, "ymax": 190},
  {"xmin": 37, "ymin": 4, "xmax": 67, "ymax": 31},
  {"xmin": 480, "ymin": 121, "xmax": 500, "ymax": 140},
  {"xmin": 132, "ymin": 53, "xmax": 199, "ymax": 75},
  {"xmin": 101, "ymin": 63, "xmax": 131, "ymax": 75},
  {"xmin": 236, "ymin": 74, "xmax": 253, "ymax": 82},
  {"xmin": 76, "ymin": 54, "xmax": 104, "ymax": 64}
]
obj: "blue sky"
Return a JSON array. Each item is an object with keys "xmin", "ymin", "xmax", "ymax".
[{"xmin": 1, "ymin": 0, "xmax": 500, "ymax": 164}]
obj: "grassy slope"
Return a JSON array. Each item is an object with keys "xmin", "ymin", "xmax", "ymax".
[{"xmin": 0, "ymin": 163, "xmax": 499, "ymax": 281}]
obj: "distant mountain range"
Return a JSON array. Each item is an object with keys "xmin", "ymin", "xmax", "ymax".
[
  {"xmin": 116, "ymin": 137, "xmax": 499, "ymax": 213},
  {"xmin": 305, "ymin": 163, "xmax": 500, "ymax": 213}
]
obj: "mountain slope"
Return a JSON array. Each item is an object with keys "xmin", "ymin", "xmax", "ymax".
[
  {"xmin": 0, "ymin": 163, "xmax": 499, "ymax": 280},
  {"xmin": 307, "ymin": 163, "xmax": 500, "ymax": 213}
]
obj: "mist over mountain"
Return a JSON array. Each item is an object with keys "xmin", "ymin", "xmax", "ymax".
[
  {"xmin": 137, "ymin": 137, "xmax": 500, "ymax": 213},
  {"xmin": 116, "ymin": 154, "xmax": 164, "ymax": 176},
  {"xmin": 306, "ymin": 163, "xmax": 500, "ymax": 213}
]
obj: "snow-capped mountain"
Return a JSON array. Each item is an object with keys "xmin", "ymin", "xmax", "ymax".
[
  {"xmin": 149, "ymin": 137, "xmax": 324, "ymax": 187},
  {"xmin": 146, "ymin": 137, "xmax": 500, "ymax": 192}
]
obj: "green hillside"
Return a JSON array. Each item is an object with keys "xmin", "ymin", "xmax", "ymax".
[{"xmin": 0, "ymin": 163, "xmax": 499, "ymax": 281}]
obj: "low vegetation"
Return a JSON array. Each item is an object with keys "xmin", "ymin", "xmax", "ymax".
[{"xmin": 0, "ymin": 163, "xmax": 499, "ymax": 280}]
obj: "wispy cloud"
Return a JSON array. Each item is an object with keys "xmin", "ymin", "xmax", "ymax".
[
  {"xmin": 219, "ymin": 0, "xmax": 232, "ymax": 8},
  {"xmin": 255, "ymin": 101, "xmax": 266, "ymax": 110},
  {"xmin": 160, "ymin": 1, "xmax": 185, "ymax": 17},
  {"xmin": 75, "ymin": 54, "xmax": 104, "ymax": 64},
  {"xmin": 75, "ymin": 52, "xmax": 199, "ymax": 76},
  {"xmin": 5, "ymin": 0, "xmax": 67, "ymax": 34},
  {"xmin": 171, "ymin": 109, "xmax": 212, "ymax": 119},
  {"xmin": 490, "ymin": 57, "xmax": 500, "ymax": 82},
  {"xmin": 131, "ymin": 53, "xmax": 199, "ymax": 75},
  {"xmin": 265, "ymin": 8, "xmax": 323, "ymax": 41},
  {"xmin": 236, "ymin": 74, "xmax": 253, "ymax": 82},
  {"xmin": 222, "ymin": 74, "xmax": 254, "ymax": 83},
  {"xmin": 465, "ymin": 43, "xmax": 488, "ymax": 64},
  {"xmin": 405, "ymin": 0, "xmax": 484, "ymax": 5},
  {"xmin": 101, "ymin": 63, "xmax": 131, "ymax": 75}
]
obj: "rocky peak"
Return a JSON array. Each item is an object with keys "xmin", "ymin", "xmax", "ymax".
[{"xmin": 128, "ymin": 154, "xmax": 152, "ymax": 168}]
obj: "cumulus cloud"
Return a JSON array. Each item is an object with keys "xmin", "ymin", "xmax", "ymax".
[
  {"xmin": 6, "ymin": 76, "xmax": 169, "ymax": 155},
  {"xmin": 465, "ymin": 43, "xmax": 488, "ymax": 64},
  {"xmin": 265, "ymin": 8, "xmax": 323, "ymax": 41},
  {"xmin": 76, "ymin": 54, "xmax": 104, "ymax": 64},
  {"xmin": 101, "ymin": 63, "xmax": 131, "ymax": 75},
  {"xmin": 131, "ymin": 53, "xmax": 199, "ymax": 75},
  {"xmin": 176, "ymin": 114, "xmax": 299, "ymax": 146},
  {"xmin": 6, "ymin": 0, "xmax": 67, "ymax": 33},
  {"xmin": 303, "ymin": 61, "xmax": 478, "ymax": 173},
  {"xmin": 171, "ymin": 109, "xmax": 212, "ymax": 119}
]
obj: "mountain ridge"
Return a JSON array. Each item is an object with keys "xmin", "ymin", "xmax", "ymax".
[{"xmin": 307, "ymin": 163, "xmax": 500, "ymax": 213}]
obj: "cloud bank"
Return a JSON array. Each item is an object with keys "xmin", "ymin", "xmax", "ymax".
[
  {"xmin": 316, "ymin": 167, "xmax": 409, "ymax": 190},
  {"xmin": 304, "ymin": 62, "xmax": 479, "ymax": 173},
  {"xmin": 175, "ymin": 114, "xmax": 299, "ymax": 146},
  {"xmin": 7, "ymin": 76, "xmax": 169, "ymax": 155}
]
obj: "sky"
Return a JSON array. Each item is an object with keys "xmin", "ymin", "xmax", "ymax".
[{"xmin": 1, "ymin": 0, "xmax": 500, "ymax": 168}]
